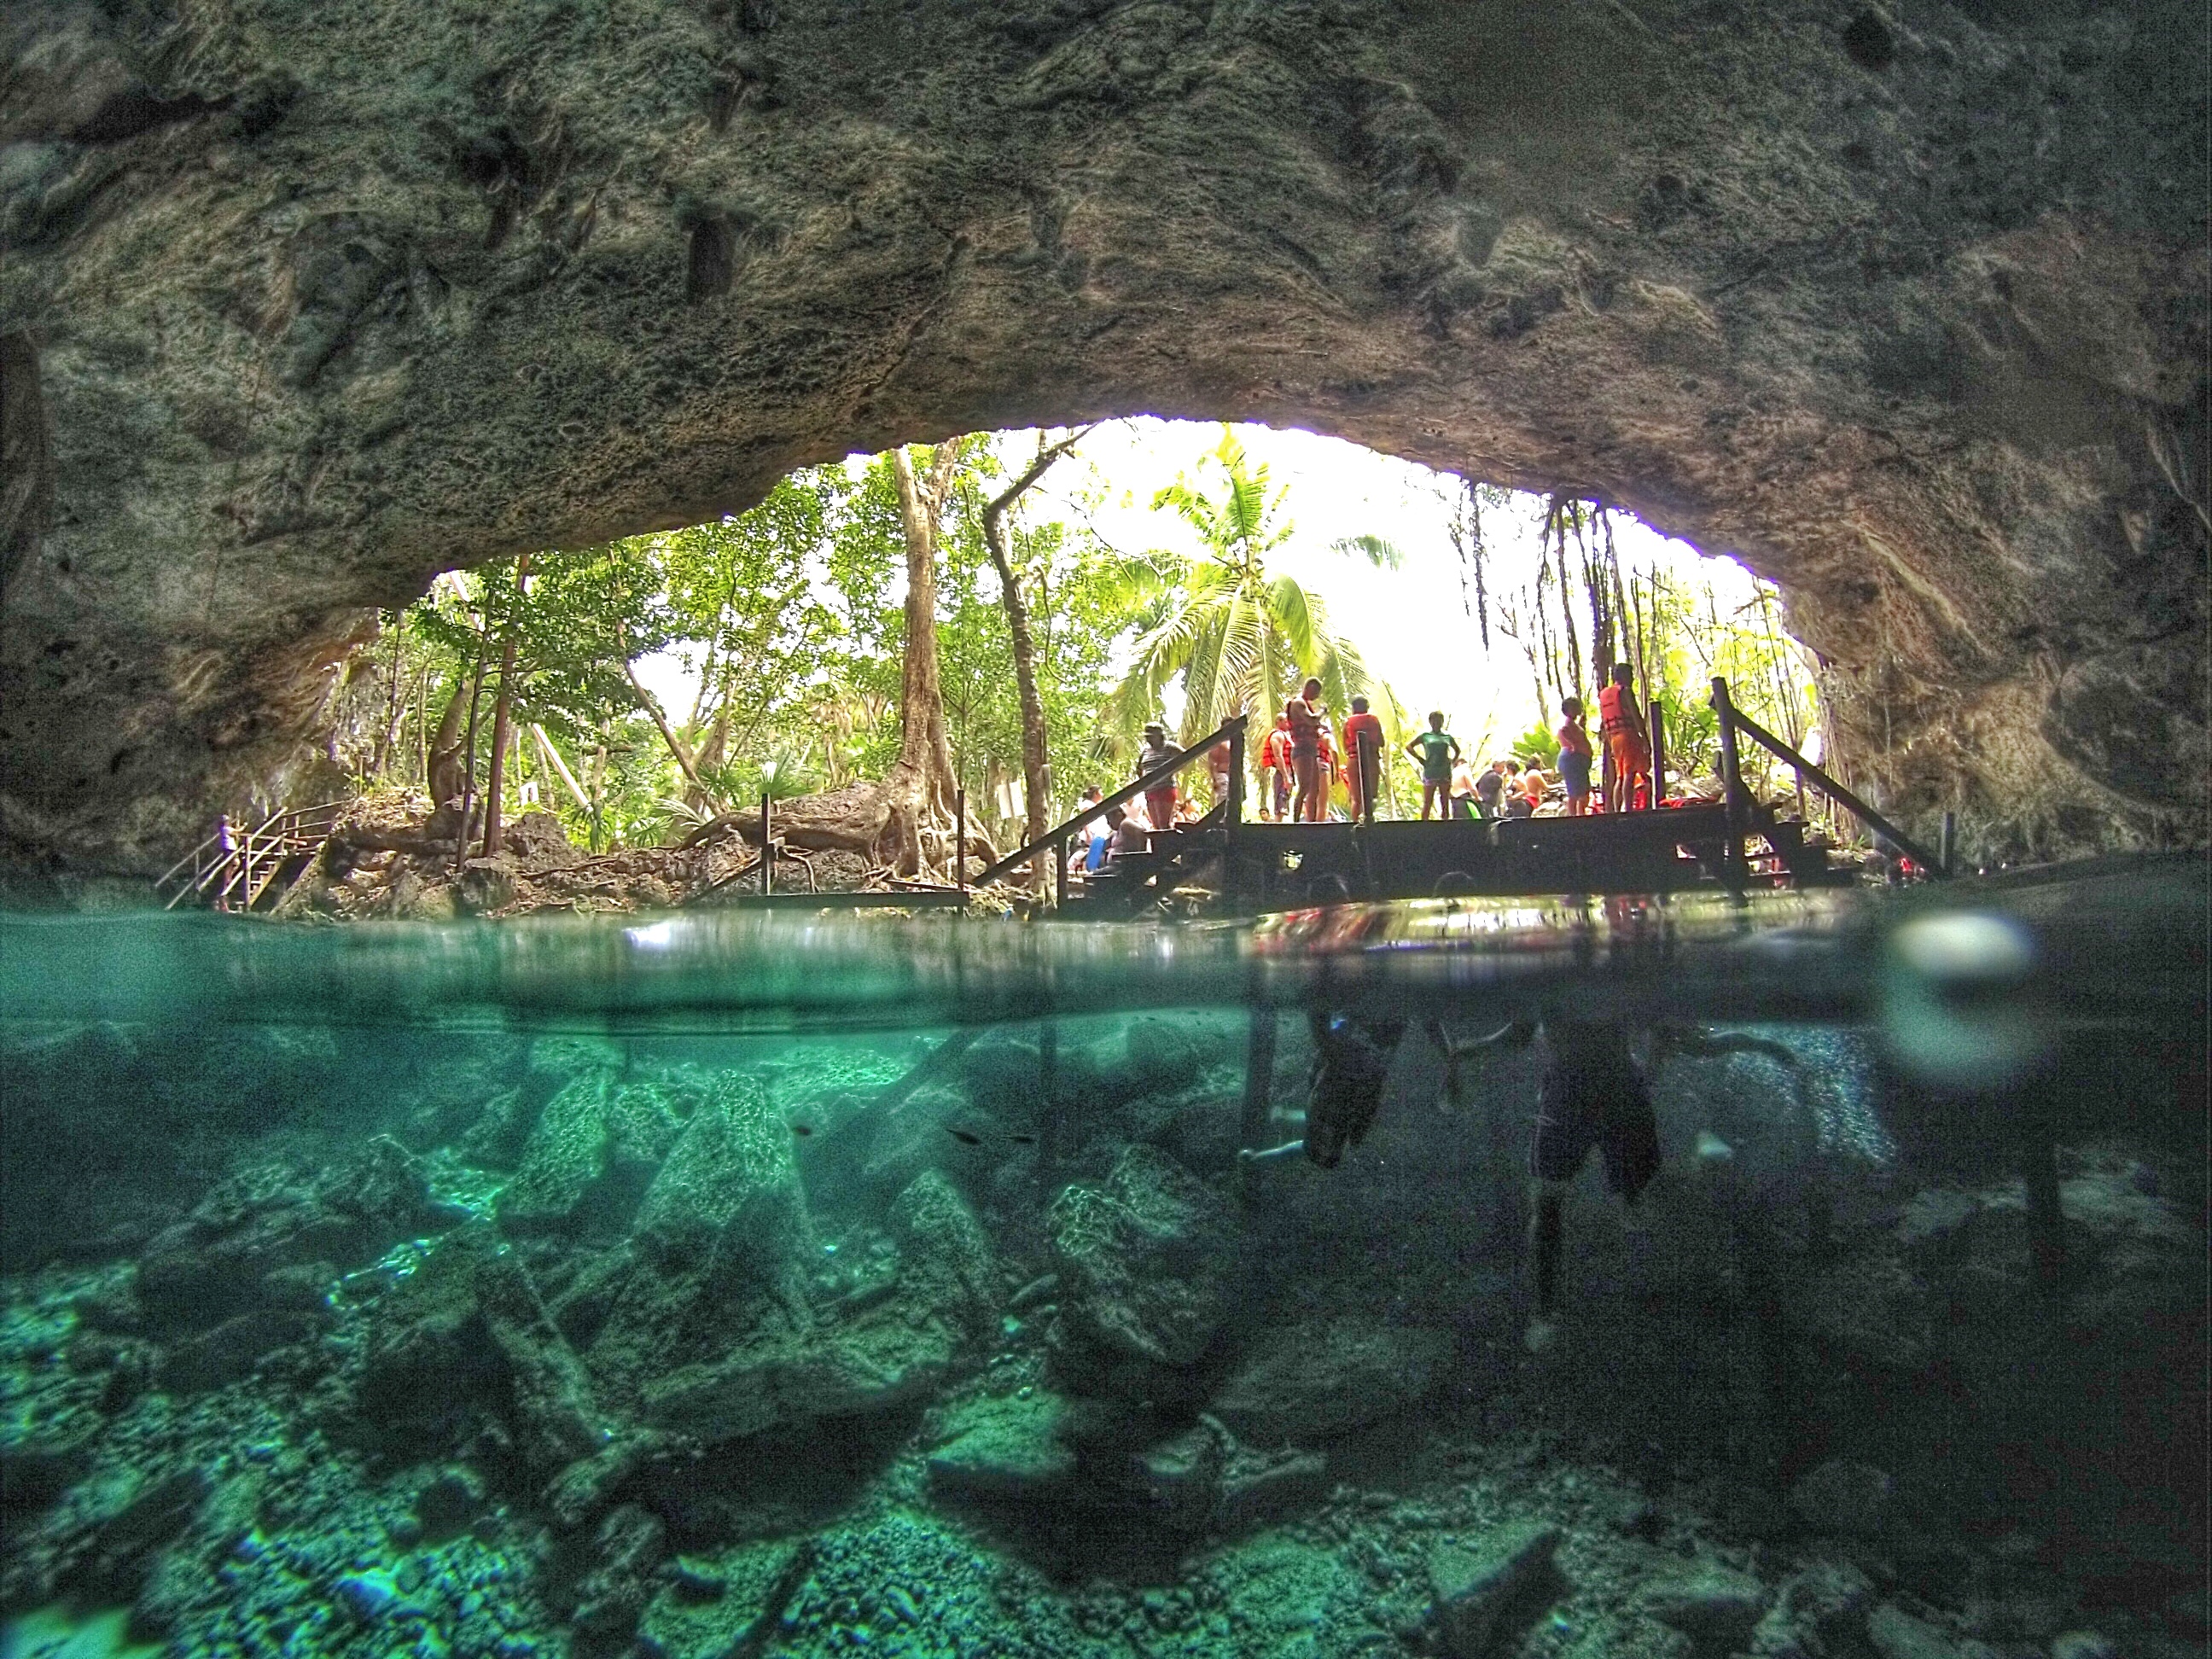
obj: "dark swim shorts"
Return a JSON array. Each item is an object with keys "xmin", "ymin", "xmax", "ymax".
[
  {"xmin": 1558, "ymin": 750, "xmax": 1592, "ymax": 795},
  {"xmin": 1305, "ymin": 1012, "xmax": 1406, "ymax": 1167},
  {"xmin": 1531, "ymin": 1050, "xmax": 1661, "ymax": 1201}
]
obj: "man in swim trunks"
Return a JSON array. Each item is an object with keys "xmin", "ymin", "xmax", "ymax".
[
  {"xmin": 1556, "ymin": 697, "xmax": 1594, "ymax": 817},
  {"xmin": 1598, "ymin": 663, "xmax": 1650, "ymax": 815},
  {"xmin": 1286, "ymin": 678, "xmax": 1328, "ymax": 823},
  {"xmin": 1342, "ymin": 696, "xmax": 1386, "ymax": 824},
  {"xmin": 1434, "ymin": 1013, "xmax": 1660, "ymax": 1352},
  {"xmin": 1406, "ymin": 711, "xmax": 1460, "ymax": 820}
]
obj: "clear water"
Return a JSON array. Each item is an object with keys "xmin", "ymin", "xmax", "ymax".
[{"xmin": 2, "ymin": 866, "xmax": 2204, "ymax": 1659}]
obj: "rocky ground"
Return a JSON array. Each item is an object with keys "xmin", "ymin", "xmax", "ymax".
[
  {"xmin": 279, "ymin": 799, "xmax": 904, "ymax": 921},
  {"xmin": 1, "ymin": 1010, "xmax": 2203, "ymax": 1659}
]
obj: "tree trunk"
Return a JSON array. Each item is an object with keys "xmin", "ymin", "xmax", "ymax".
[
  {"xmin": 981, "ymin": 428, "xmax": 1088, "ymax": 891},
  {"xmin": 426, "ymin": 678, "xmax": 469, "ymax": 812},
  {"xmin": 882, "ymin": 439, "xmax": 967, "ymax": 876},
  {"xmin": 481, "ymin": 628, "xmax": 518, "ymax": 853}
]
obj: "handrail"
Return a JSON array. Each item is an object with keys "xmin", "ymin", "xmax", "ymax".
[
  {"xmin": 160, "ymin": 800, "xmax": 348, "ymax": 909},
  {"xmin": 969, "ymin": 713, "xmax": 1247, "ymax": 889},
  {"xmin": 1725, "ymin": 703, "xmax": 1950, "ymax": 878}
]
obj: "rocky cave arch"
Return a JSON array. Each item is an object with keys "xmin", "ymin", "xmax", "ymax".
[{"xmin": 1, "ymin": 0, "xmax": 2204, "ymax": 871}]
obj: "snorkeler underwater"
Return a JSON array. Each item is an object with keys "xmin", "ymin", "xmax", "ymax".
[{"xmin": 1, "ymin": 871, "xmax": 2203, "ymax": 1659}]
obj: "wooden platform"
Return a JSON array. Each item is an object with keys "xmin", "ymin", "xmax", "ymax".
[{"xmin": 1214, "ymin": 804, "xmax": 1743, "ymax": 906}]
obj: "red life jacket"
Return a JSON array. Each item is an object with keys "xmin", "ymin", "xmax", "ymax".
[
  {"xmin": 1286, "ymin": 700, "xmax": 1324, "ymax": 747},
  {"xmin": 1598, "ymin": 683, "xmax": 1636, "ymax": 736}
]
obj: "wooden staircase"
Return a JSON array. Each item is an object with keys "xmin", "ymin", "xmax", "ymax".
[
  {"xmin": 155, "ymin": 801, "xmax": 345, "ymax": 911},
  {"xmin": 1062, "ymin": 804, "xmax": 1232, "ymax": 915}
]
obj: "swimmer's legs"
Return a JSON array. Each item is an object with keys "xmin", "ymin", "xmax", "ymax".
[{"xmin": 1526, "ymin": 1177, "xmax": 1570, "ymax": 1351}]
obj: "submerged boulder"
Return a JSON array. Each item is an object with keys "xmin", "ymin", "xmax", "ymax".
[
  {"xmin": 1640, "ymin": 1566, "xmax": 1771, "ymax": 1654},
  {"xmin": 1048, "ymin": 1145, "xmax": 1234, "ymax": 1371},
  {"xmin": 632, "ymin": 1072, "xmax": 812, "ymax": 1292},
  {"xmin": 1429, "ymin": 1522, "xmax": 1563, "ymax": 1659},
  {"xmin": 619, "ymin": 1170, "xmax": 990, "ymax": 1446},
  {"xmin": 926, "ymin": 1390, "xmax": 1079, "ymax": 1506},
  {"xmin": 1212, "ymin": 1317, "xmax": 1450, "ymax": 1445},
  {"xmin": 136, "ymin": 1134, "xmax": 436, "ymax": 1336}
]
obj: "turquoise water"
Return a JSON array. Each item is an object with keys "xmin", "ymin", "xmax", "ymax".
[{"xmin": 2, "ymin": 868, "xmax": 2204, "ymax": 1659}]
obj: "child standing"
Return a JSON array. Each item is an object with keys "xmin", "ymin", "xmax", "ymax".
[{"xmin": 1556, "ymin": 697, "xmax": 1594, "ymax": 817}]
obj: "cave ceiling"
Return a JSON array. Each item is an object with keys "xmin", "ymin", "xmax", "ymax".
[{"xmin": 1, "ymin": 0, "xmax": 2205, "ymax": 867}]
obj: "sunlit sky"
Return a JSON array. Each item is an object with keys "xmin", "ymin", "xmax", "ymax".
[{"xmin": 638, "ymin": 418, "xmax": 1769, "ymax": 760}]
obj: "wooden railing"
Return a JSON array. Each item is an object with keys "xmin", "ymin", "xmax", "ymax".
[
  {"xmin": 1709, "ymin": 677, "xmax": 1949, "ymax": 881},
  {"xmin": 155, "ymin": 801, "xmax": 346, "ymax": 911},
  {"xmin": 970, "ymin": 713, "xmax": 1249, "ymax": 905}
]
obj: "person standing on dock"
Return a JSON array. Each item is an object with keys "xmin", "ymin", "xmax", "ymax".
[
  {"xmin": 1406, "ymin": 712, "xmax": 1461, "ymax": 820},
  {"xmin": 1286, "ymin": 678, "xmax": 1329, "ymax": 823},
  {"xmin": 1342, "ymin": 696, "xmax": 1386, "ymax": 823},
  {"xmin": 1598, "ymin": 663, "xmax": 1650, "ymax": 815},
  {"xmin": 1556, "ymin": 698, "xmax": 1594, "ymax": 817},
  {"xmin": 1260, "ymin": 710, "xmax": 1295, "ymax": 821},
  {"xmin": 1137, "ymin": 722, "xmax": 1179, "ymax": 841}
]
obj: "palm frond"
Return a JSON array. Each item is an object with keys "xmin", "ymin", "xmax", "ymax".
[
  {"xmin": 1265, "ymin": 574, "xmax": 1322, "ymax": 674},
  {"xmin": 1330, "ymin": 533, "xmax": 1404, "ymax": 570}
]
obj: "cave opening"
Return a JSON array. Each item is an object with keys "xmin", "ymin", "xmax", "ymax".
[{"xmin": 290, "ymin": 418, "xmax": 1846, "ymax": 913}]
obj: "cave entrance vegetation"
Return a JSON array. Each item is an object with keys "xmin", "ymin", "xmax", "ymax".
[{"xmin": 0, "ymin": 0, "xmax": 2204, "ymax": 875}]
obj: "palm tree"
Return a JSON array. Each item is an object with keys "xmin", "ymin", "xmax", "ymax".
[{"xmin": 1109, "ymin": 430, "xmax": 1398, "ymax": 747}]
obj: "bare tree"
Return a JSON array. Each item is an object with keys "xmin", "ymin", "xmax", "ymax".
[{"xmin": 981, "ymin": 427, "xmax": 1091, "ymax": 891}]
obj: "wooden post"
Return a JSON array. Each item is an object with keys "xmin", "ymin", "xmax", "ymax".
[
  {"xmin": 1225, "ymin": 725, "xmax": 1245, "ymax": 905},
  {"xmin": 1038, "ymin": 1019, "xmax": 1061, "ymax": 1171},
  {"xmin": 1941, "ymin": 811, "xmax": 1957, "ymax": 878},
  {"xmin": 760, "ymin": 789, "xmax": 773, "ymax": 896},
  {"xmin": 1711, "ymin": 676, "xmax": 1750, "ymax": 892},
  {"xmin": 1055, "ymin": 833, "xmax": 1068, "ymax": 911},
  {"xmin": 956, "ymin": 788, "xmax": 967, "ymax": 893},
  {"xmin": 1238, "ymin": 1005, "xmax": 1278, "ymax": 1150},
  {"xmin": 1648, "ymin": 700, "xmax": 1668, "ymax": 808}
]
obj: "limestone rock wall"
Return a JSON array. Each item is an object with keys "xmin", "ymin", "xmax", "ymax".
[{"xmin": 2, "ymin": 0, "xmax": 2204, "ymax": 867}]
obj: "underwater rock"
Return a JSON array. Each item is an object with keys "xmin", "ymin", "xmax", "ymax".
[
  {"xmin": 1750, "ymin": 1561, "xmax": 1877, "ymax": 1659},
  {"xmin": 154, "ymin": 1307, "xmax": 325, "ymax": 1394},
  {"xmin": 626, "ymin": 1176, "xmax": 990, "ymax": 1444},
  {"xmin": 925, "ymin": 1390, "xmax": 1078, "ymax": 1506},
  {"xmin": 136, "ymin": 1135, "xmax": 434, "ymax": 1330},
  {"xmin": 2046, "ymin": 1633, "xmax": 2115, "ymax": 1659},
  {"xmin": 1047, "ymin": 1145, "xmax": 1233, "ymax": 1371},
  {"xmin": 354, "ymin": 1225, "xmax": 508, "ymax": 1441},
  {"xmin": 68, "ymin": 1466, "xmax": 211, "ymax": 1598},
  {"xmin": 888, "ymin": 1169, "xmax": 997, "ymax": 1336},
  {"xmin": 333, "ymin": 1567, "xmax": 401, "ymax": 1621},
  {"xmin": 1640, "ymin": 1566, "xmax": 1771, "ymax": 1652},
  {"xmin": 1123, "ymin": 1016, "xmax": 1204, "ymax": 1096},
  {"xmin": 1428, "ymin": 1522, "xmax": 1563, "ymax": 1659},
  {"xmin": 498, "ymin": 1068, "xmax": 622, "ymax": 1236},
  {"xmin": 1212, "ymin": 1317, "xmax": 1449, "ymax": 1445},
  {"xmin": 1867, "ymin": 1602, "xmax": 1965, "ymax": 1659},
  {"xmin": 1790, "ymin": 1458, "xmax": 1897, "ymax": 1539},
  {"xmin": 1217, "ymin": 1447, "xmax": 1332, "ymax": 1532},
  {"xmin": 568, "ymin": 1503, "xmax": 666, "ymax": 1644},
  {"xmin": 637, "ymin": 1538, "xmax": 812, "ymax": 1659},
  {"xmin": 958, "ymin": 1031, "xmax": 1044, "ymax": 1116},
  {"xmin": 632, "ymin": 1072, "xmax": 812, "ymax": 1293}
]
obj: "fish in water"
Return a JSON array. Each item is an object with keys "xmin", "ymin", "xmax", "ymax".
[
  {"xmin": 789, "ymin": 1123, "xmax": 814, "ymax": 1137},
  {"xmin": 943, "ymin": 1126, "xmax": 1035, "ymax": 1147}
]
